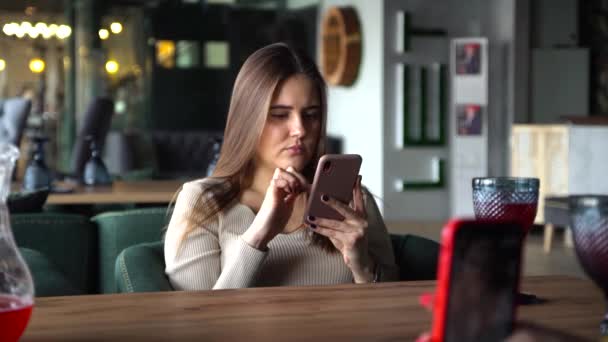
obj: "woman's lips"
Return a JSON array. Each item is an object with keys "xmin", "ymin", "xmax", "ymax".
[{"xmin": 286, "ymin": 145, "xmax": 304, "ymax": 155}]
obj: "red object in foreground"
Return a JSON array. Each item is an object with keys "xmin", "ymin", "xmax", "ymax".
[
  {"xmin": 0, "ymin": 295, "xmax": 33, "ymax": 342},
  {"xmin": 431, "ymin": 219, "xmax": 525, "ymax": 342}
]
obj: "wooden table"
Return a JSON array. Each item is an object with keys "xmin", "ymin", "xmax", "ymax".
[
  {"xmin": 45, "ymin": 180, "xmax": 183, "ymax": 205},
  {"xmin": 21, "ymin": 276, "xmax": 604, "ymax": 341}
]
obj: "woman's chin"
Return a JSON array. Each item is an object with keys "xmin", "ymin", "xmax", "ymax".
[{"xmin": 278, "ymin": 157, "xmax": 308, "ymax": 171}]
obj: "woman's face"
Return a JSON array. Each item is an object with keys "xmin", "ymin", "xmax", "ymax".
[{"xmin": 256, "ymin": 74, "xmax": 322, "ymax": 173}]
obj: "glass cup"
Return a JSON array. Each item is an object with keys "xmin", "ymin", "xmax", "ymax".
[
  {"xmin": 23, "ymin": 135, "xmax": 52, "ymax": 192},
  {"xmin": 472, "ymin": 177, "xmax": 540, "ymax": 305},
  {"xmin": 569, "ymin": 195, "xmax": 608, "ymax": 336},
  {"xmin": 472, "ymin": 177, "xmax": 539, "ymax": 232}
]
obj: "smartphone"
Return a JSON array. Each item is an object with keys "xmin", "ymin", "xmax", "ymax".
[
  {"xmin": 431, "ymin": 219, "xmax": 525, "ymax": 342},
  {"xmin": 304, "ymin": 154, "xmax": 362, "ymax": 223}
]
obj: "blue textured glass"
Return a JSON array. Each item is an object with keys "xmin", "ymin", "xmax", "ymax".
[
  {"xmin": 569, "ymin": 195, "xmax": 608, "ymax": 336},
  {"xmin": 83, "ymin": 138, "xmax": 112, "ymax": 186},
  {"xmin": 22, "ymin": 136, "xmax": 52, "ymax": 191}
]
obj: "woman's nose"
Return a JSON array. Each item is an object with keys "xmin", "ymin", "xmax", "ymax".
[{"xmin": 289, "ymin": 114, "xmax": 307, "ymax": 137}]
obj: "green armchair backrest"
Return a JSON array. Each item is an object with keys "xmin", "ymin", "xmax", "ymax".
[
  {"xmin": 92, "ymin": 207, "xmax": 171, "ymax": 294},
  {"xmin": 11, "ymin": 213, "xmax": 98, "ymax": 295},
  {"xmin": 390, "ymin": 234, "xmax": 439, "ymax": 281},
  {"xmin": 115, "ymin": 233, "xmax": 440, "ymax": 293},
  {"xmin": 115, "ymin": 241, "xmax": 172, "ymax": 293}
]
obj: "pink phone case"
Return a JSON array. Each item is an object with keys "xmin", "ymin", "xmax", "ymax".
[{"xmin": 304, "ymin": 154, "xmax": 362, "ymax": 222}]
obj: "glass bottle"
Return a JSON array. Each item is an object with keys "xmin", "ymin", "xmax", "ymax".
[
  {"xmin": 0, "ymin": 143, "xmax": 35, "ymax": 341},
  {"xmin": 83, "ymin": 136, "xmax": 112, "ymax": 186}
]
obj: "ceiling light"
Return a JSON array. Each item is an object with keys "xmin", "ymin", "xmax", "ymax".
[
  {"xmin": 0, "ymin": 59, "xmax": 5, "ymax": 71},
  {"xmin": 27, "ymin": 27, "xmax": 40, "ymax": 38},
  {"xmin": 48, "ymin": 24, "xmax": 58, "ymax": 36},
  {"xmin": 98, "ymin": 29, "xmax": 109, "ymax": 40},
  {"xmin": 56, "ymin": 25, "xmax": 71, "ymax": 39},
  {"xmin": 110, "ymin": 22, "xmax": 122, "ymax": 34},
  {"xmin": 29, "ymin": 58, "xmax": 45, "ymax": 73},
  {"xmin": 35, "ymin": 22, "xmax": 47, "ymax": 31},
  {"xmin": 15, "ymin": 27, "xmax": 25, "ymax": 38},
  {"xmin": 3, "ymin": 23, "xmax": 17, "ymax": 36},
  {"xmin": 105, "ymin": 60, "xmax": 119, "ymax": 74}
]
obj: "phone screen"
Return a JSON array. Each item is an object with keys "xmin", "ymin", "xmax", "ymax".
[{"xmin": 444, "ymin": 225, "xmax": 524, "ymax": 342}]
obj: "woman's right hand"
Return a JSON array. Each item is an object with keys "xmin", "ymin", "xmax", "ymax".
[{"xmin": 242, "ymin": 166, "xmax": 309, "ymax": 250}]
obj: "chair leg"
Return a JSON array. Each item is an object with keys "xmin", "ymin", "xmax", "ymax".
[
  {"xmin": 543, "ymin": 223, "xmax": 554, "ymax": 253},
  {"xmin": 564, "ymin": 226, "xmax": 574, "ymax": 248}
]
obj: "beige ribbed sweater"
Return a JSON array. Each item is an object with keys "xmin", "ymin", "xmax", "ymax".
[{"xmin": 164, "ymin": 179, "xmax": 399, "ymax": 290}]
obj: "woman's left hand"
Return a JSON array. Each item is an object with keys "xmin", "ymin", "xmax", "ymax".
[{"xmin": 309, "ymin": 176, "xmax": 375, "ymax": 283}]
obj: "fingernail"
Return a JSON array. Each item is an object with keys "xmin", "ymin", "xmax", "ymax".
[
  {"xmin": 321, "ymin": 194, "xmax": 329, "ymax": 202},
  {"xmin": 419, "ymin": 293, "xmax": 434, "ymax": 310},
  {"xmin": 415, "ymin": 333, "xmax": 430, "ymax": 342},
  {"xmin": 308, "ymin": 215, "xmax": 316, "ymax": 221},
  {"xmin": 309, "ymin": 224, "xmax": 317, "ymax": 229}
]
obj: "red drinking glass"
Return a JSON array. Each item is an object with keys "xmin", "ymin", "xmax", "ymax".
[
  {"xmin": 472, "ymin": 177, "xmax": 540, "ymax": 306},
  {"xmin": 472, "ymin": 177, "xmax": 539, "ymax": 232}
]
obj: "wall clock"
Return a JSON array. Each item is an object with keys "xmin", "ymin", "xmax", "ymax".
[{"xmin": 320, "ymin": 6, "xmax": 361, "ymax": 86}]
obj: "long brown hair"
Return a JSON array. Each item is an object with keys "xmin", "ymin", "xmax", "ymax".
[{"xmin": 180, "ymin": 42, "xmax": 334, "ymax": 252}]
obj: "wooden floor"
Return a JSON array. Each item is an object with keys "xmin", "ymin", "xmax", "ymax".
[{"xmin": 386, "ymin": 222, "xmax": 586, "ymax": 278}]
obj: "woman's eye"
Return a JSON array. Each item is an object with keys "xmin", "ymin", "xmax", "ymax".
[
  {"xmin": 270, "ymin": 112, "xmax": 288, "ymax": 118},
  {"xmin": 303, "ymin": 111, "xmax": 320, "ymax": 118}
]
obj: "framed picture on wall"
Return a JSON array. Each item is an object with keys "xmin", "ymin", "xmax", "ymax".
[
  {"xmin": 456, "ymin": 104, "xmax": 482, "ymax": 135},
  {"xmin": 455, "ymin": 43, "xmax": 481, "ymax": 75}
]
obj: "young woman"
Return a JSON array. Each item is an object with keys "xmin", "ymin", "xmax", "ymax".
[{"xmin": 164, "ymin": 43, "xmax": 399, "ymax": 290}]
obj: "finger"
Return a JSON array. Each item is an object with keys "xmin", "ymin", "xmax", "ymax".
[
  {"xmin": 276, "ymin": 169, "xmax": 300, "ymax": 194},
  {"xmin": 354, "ymin": 175, "xmax": 365, "ymax": 215},
  {"xmin": 419, "ymin": 293, "xmax": 434, "ymax": 311},
  {"xmin": 415, "ymin": 332, "xmax": 431, "ymax": 342},
  {"xmin": 285, "ymin": 166, "xmax": 311, "ymax": 193},
  {"xmin": 309, "ymin": 216, "xmax": 345, "ymax": 231},
  {"xmin": 284, "ymin": 193, "xmax": 297, "ymax": 203},
  {"xmin": 271, "ymin": 178, "xmax": 290, "ymax": 194},
  {"xmin": 309, "ymin": 225, "xmax": 343, "ymax": 240},
  {"xmin": 321, "ymin": 194, "xmax": 356, "ymax": 220}
]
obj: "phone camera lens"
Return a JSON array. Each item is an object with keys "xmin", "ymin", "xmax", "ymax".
[{"xmin": 322, "ymin": 161, "xmax": 332, "ymax": 173}]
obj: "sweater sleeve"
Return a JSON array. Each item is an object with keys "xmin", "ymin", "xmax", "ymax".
[
  {"xmin": 362, "ymin": 188, "xmax": 400, "ymax": 281},
  {"xmin": 164, "ymin": 180, "xmax": 268, "ymax": 290}
]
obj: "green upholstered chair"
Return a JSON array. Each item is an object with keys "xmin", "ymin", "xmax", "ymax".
[
  {"xmin": 115, "ymin": 241, "xmax": 172, "ymax": 293},
  {"xmin": 92, "ymin": 207, "xmax": 170, "ymax": 293},
  {"xmin": 114, "ymin": 233, "xmax": 439, "ymax": 293},
  {"xmin": 11, "ymin": 213, "xmax": 97, "ymax": 295},
  {"xmin": 390, "ymin": 234, "xmax": 439, "ymax": 281},
  {"xmin": 19, "ymin": 247, "xmax": 80, "ymax": 296}
]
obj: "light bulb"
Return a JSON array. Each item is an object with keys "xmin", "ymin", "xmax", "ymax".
[
  {"xmin": 105, "ymin": 60, "xmax": 119, "ymax": 74},
  {"xmin": 110, "ymin": 22, "xmax": 122, "ymax": 34}
]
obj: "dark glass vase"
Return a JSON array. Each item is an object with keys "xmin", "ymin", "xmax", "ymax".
[
  {"xmin": 22, "ymin": 135, "xmax": 52, "ymax": 191},
  {"xmin": 83, "ymin": 137, "xmax": 112, "ymax": 186},
  {"xmin": 569, "ymin": 195, "xmax": 608, "ymax": 336}
]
